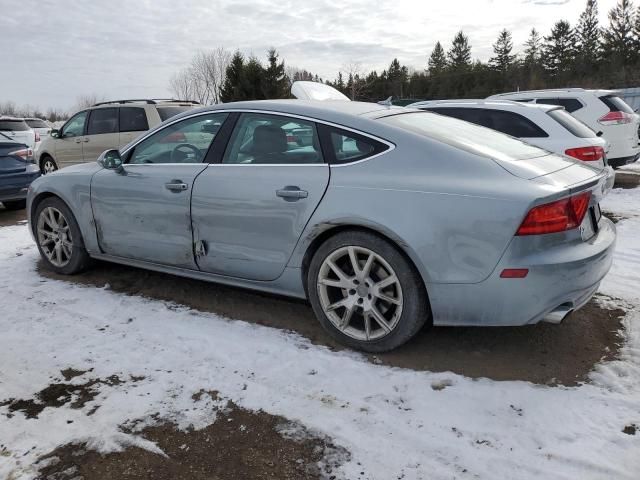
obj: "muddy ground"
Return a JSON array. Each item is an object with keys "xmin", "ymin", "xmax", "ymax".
[{"xmin": 0, "ymin": 173, "xmax": 632, "ymax": 478}]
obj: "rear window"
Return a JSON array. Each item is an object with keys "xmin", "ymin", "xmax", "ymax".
[
  {"xmin": 0, "ymin": 120, "xmax": 30, "ymax": 131},
  {"xmin": 599, "ymin": 95, "xmax": 634, "ymax": 114},
  {"xmin": 25, "ymin": 119, "xmax": 49, "ymax": 128},
  {"xmin": 547, "ymin": 109, "xmax": 596, "ymax": 138},
  {"xmin": 428, "ymin": 107, "xmax": 548, "ymax": 138},
  {"xmin": 157, "ymin": 106, "xmax": 192, "ymax": 121},
  {"xmin": 378, "ymin": 112, "xmax": 548, "ymax": 161},
  {"xmin": 536, "ymin": 98, "xmax": 584, "ymax": 113}
]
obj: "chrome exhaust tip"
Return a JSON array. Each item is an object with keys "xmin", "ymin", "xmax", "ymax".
[{"xmin": 542, "ymin": 304, "xmax": 574, "ymax": 324}]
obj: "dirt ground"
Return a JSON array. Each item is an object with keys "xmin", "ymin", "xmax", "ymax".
[{"xmin": 36, "ymin": 396, "xmax": 347, "ymax": 480}]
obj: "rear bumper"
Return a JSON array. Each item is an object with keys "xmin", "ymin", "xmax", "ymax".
[
  {"xmin": 428, "ymin": 218, "xmax": 616, "ymax": 326},
  {"xmin": 609, "ymin": 153, "xmax": 640, "ymax": 168},
  {"xmin": 0, "ymin": 169, "xmax": 40, "ymax": 202}
]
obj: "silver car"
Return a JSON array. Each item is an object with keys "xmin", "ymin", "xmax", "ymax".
[{"xmin": 27, "ymin": 99, "xmax": 616, "ymax": 352}]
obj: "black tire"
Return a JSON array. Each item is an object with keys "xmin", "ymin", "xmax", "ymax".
[
  {"xmin": 2, "ymin": 199, "xmax": 27, "ymax": 210},
  {"xmin": 307, "ymin": 230, "xmax": 430, "ymax": 352},
  {"xmin": 40, "ymin": 155, "xmax": 58, "ymax": 175},
  {"xmin": 34, "ymin": 197, "xmax": 92, "ymax": 275}
]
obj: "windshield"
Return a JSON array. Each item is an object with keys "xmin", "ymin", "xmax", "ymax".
[
  {"xmin": 0, "ymin": 120, "xmax": 30, "ymax": 132},
  {"xmin": 378, "ymin": 111, "xmax": 549, "ymax": 161}
]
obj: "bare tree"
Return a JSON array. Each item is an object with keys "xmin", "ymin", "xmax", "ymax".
[
  {"xmin": 74, "ymin": 93, "xmax": 106, "ymax": 111},
  {"xmin": 342, "ymin": 60, "xmax": 370, "ymax": 100},
  {"xmin": 169, "ymin": 48, "xmax": 232, "ymax": 105}
]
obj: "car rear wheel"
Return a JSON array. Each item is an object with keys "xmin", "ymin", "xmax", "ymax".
[
  {"xmin": 308, "ymin": 231, "xmax": 430, "ymax": 352},
  {"xmin": 41, "ymin": 156, "xmax": 58, "ymax": 175},
  {"xmin": 34, "ymin": 197, "xmax": 92, "ymax": 275},
  {"xmin": 2, "ymin": 200, "xmax": 26, "ymax": 210}
]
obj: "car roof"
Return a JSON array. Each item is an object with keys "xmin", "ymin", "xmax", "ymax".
[
  {"xmin": 489, "ymin": 88, "xmax": 616, "ymax": 98},
  {"xmin": 409, "ymin": 99, "xmax": 559, "ymax": 112},
  {"xmin": 0, "ymin": 116, "xmax": 27, "ymax": 121}
]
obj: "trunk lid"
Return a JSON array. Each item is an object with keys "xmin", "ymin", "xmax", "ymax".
[{"xmin": 0, "ymin": 142, "xmax": 28, "ymax": 174}]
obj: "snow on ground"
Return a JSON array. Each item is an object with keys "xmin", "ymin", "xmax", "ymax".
[{"xmin": 1, "ymin": 188, "xmax": 640, "ymax": 480}]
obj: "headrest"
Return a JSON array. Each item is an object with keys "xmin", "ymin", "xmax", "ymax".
[{"xmin": 252, "ymin": 125, "xmax": 287, "ymax": 155}]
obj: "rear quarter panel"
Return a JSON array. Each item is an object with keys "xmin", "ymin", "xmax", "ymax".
[{"xmin": 290, "ymin": 132, "xmax": 548, "ymax": 285}]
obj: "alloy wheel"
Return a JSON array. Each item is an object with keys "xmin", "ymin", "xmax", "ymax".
[
  {"xmin": 37, "ymin": 207, "xmax": 73, "ymax": 267},
  {"xmin": 43, "ymin": 159, "xmax": 57, "ymax": 174},
  {"xmin": 317, "ymin": 246, "xmax": 403, "ymax": 341}
]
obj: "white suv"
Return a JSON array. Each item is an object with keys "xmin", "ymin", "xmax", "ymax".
[
  {"xmin": 409, "ymin": 99, "xmax": 610, "ymax": 169},
  {"xmin": 36, "ymin": 99, "xmax": 200, "ymax": 174},
  {"xmin": 487, "ymin": 88, "xmax": 640, "ymax": 168}
]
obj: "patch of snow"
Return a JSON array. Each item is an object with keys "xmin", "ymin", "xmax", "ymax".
[{"xmin": 1, "ymin": 186, "xmax": 640, "ymax": 479}]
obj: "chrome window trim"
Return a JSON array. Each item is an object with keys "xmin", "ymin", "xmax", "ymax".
[{"xmin": 120, "ymin": 108, "xmax": 396, "ymax": 167}]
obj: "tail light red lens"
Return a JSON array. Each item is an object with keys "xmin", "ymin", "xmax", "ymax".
[
  {"xmin": 598, "ymin": 111, "xmax": 632, "ymax": 125},
  {"xmin": 9, "ymin": 148, "xmax": 34, "ymax": 162},
  {"xmin": 516, "ymin": 191, "xmax": 591, "ymax": 236},
  {"xmin": 35, "ymin": 132, "xmax": 41, "ymax": 142},
  {"xmin": 500, "ymin": 269, "xmax": 529, "ymax": 278},
  {"xmin": 564, "ymin": 146, "xmax": 604, "ymax": 162}
]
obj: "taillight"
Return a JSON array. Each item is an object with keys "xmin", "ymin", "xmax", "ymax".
[
  {"xmin": 564, "ymin": 146, "xmax": 604, "ymax": 162},
  {"xmin": 598, "ymin": 111, "xmax": 632, "ymax": 125},
  {"xmin": 516, "ymin": 191, "xmax": 591, "ymax": 236},
  {"xmin": 35, "ymin": 132, "xmax": 41, "ymax": 142},
  {"xmin": 286, "ymin": 134, "xmax": 296, "ymax": 143},
  {"xmin": 9, "ymin": 148, "xmax": 34, "ymax": 163}
]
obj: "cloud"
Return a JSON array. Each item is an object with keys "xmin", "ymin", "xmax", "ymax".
[{"xmin": 0, "ymin": 0, "xmax": 620, "ymax": 110}]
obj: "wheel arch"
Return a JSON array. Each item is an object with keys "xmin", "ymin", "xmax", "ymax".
[{"xmin": 300, "ymin": 223, "xmax": 432, "ymax": 305}]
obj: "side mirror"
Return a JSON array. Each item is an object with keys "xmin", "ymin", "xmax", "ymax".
[
  {"xmin": 97, "ymin": 149, "xmax": 125, "ymax": 174},
  {"xmin": 50, "ymin": 129, "xmax": 60, "ymax": 138}
]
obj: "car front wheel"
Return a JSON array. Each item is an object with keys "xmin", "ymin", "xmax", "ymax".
[
  {"xmin": 308, "ymin": 231, "xmax": 430, "ymax": 352},
  {"xmin": 34, "ymin": 197, "xmax": 91, "ymax": 274}
]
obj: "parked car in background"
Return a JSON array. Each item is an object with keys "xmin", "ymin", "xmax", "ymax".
[
  {"xmin": 487, "ymin": 88, "xmax": 640, "ymax": 168},
  {"xmin": 36, "ymin": 99, "xmax": 200, "ymax": 174},
  {"xmin": 0, "ymin": 132, "xmax": 40, "ymax": 210},
  {"xmin": 0, "ymin": 117, "xmax": 37, "ymax": 150},
  {"xmin": 409, "ymin": 99, "xmax": 610, "ymax": 169},
  {"xmin": 24, "ymin": 118, "xmax": 52, "ymax": 150},
  {"xmin": 27, "ymin": 85, "xmax": 615, "ymax": 352}
]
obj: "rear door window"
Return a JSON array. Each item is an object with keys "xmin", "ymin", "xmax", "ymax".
[
  {"xmin": 119, "ymin": 107, "xmax": 149, "ymax": 132},
  {"xmin": 157, "ymin": 106, "xmax": 192, "ymax": 121},
  {"xmin": 0, "ymin": 120, "xmax": 30, "ymax": 131},
  {"xmin": 87, "ymin": 108, "xmax": 119, "ymax": 135},
  {"xmin": 547, "ymin": 109, "xmax": 596, "ymax": 138},
  {"xmin": 323, "ymin": 127, "xmax": 389, "ymax": 164},
  {"xmin": 536, "ymin": 98, "xmax": 583, "ymax": 113},
  {"xmin": 598, "ymin": 95, "xmax": 634, "ymax": 114},
  {"xmin": 480, "ymin": 109, "xmax": 548, "ymax": 138}
]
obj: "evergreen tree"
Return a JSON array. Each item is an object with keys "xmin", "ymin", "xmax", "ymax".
[
  {"xmin": 635, "ymin": 4, "xmax": 640, "ymax": 50},
  {"xmin": 576, "ymin": 0, "xmax": 602, "ymax": 63},
  {"xmin": 523, "ymin": 28, "xmax": 542, "ymax": 66},
  {"xmin": 542, "ymin": 20, "xmax": 577, "ymax": 77},
  {"xmin": 262, "ymin": 48, "xmax": 288, "ymax": 99},
  {"xmin": 447, "ymin": 31, "xmax": 472, "ymax": 69},
  {"xmin": 490, "ymin": 29, "xmax": 516, "ymax": 73},
  {"xmin": 428, "ymin": 41, "xmax": 447, "ymax": 75},
  {"xmin": 219, "ymin": 51, "xmax": 246, "ymax": 102},
  {"xmin": 602, "ymin": 0, "xmax": 636, "ymax": 66},
  {"xmin": 243, "ymin": 57, "xmax": 265, "ymax": 100}
]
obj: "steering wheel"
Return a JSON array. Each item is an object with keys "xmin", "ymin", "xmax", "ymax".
[{"xmin": 170, "ymin": 143, "xmax": 202, "ymax": 163}]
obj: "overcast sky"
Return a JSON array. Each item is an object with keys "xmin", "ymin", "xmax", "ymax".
[{"xmin": 0, "ymin": 0, "xmax": 621, "ymax": 111}]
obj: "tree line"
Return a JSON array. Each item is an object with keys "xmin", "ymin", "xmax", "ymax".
[{"xmin": 180, "ymin": 0, "xmax": 640, "ymax": 104}]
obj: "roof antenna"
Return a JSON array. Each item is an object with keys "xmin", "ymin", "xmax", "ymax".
[{"xmin": 378, "ymin": 96, "xmax": 393, "ymax": 107}]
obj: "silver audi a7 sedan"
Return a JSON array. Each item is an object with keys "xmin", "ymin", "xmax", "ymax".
[{"xmin": 27, "ymin": 87, "xmax": 616, "ymax": 352}]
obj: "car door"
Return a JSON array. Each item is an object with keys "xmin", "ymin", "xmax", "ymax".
[
  {"xmin": 90, "ymin": 112, "xmax": 229, "ymax": 268},
  {"xmin": 82, "ymin": 107, "xmax": 120, "ymax": 162},
  {"xmin": 191, "ymin": 112, "xmax": 330, "ymax": 281},
  {"xmin": 54, "ymin": 111, "xmax": 88, "ymax": 167},
  {"xmin": 119, "ymin": 106, "xmax": 150, "ymax": 147}
]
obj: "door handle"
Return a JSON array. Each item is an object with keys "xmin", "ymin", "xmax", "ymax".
[
  {"xmin": 75, "ymin": 138, "xmax": 82, "ymax": 144},
  {"xmin": 165, "ymin": 181, "xmax": 188, "ymax": 192},
  {"xmin": 83, "ymin": 137, "xmax": 90, "ymax": 143},
  {"xmin": 276, "ymin": 186, "xmax": 308, "ymax": 201}
]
